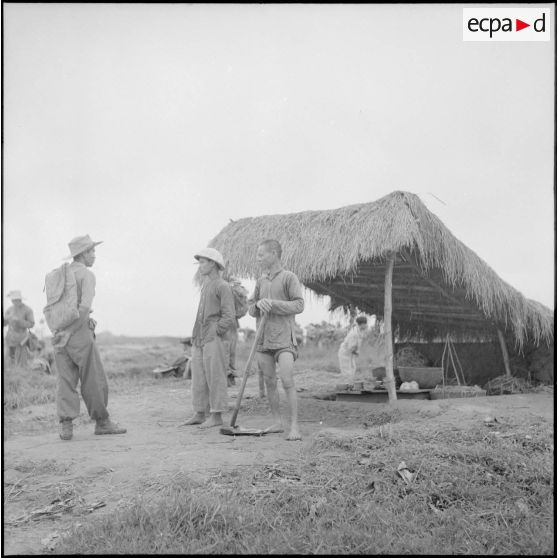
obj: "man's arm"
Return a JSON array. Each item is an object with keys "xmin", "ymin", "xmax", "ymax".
[
  {"xmin": 248, "ymin": 281, "xmax": 261, "ymax": 318},
  {"xmin": 60, "ymin": 271, "xmax": 96, "ymax": 335},
  {"xmin": 21, "ymin": 307, "xmax": 35, "ymax": 329},
  {"xmin": 268, "ymin": 273, "xmax": 304, "ymax": 316},
  {"xmin": 216, "ymin": 283, "xmax": 236, "ymax": 336}
]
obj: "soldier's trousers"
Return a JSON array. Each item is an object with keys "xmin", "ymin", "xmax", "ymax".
[
  {"xmin": 54, "ymin": 324, "xmax": 109, "ymax": 421},
  {"xmin": 191, "ymin": 338, "xmax": 228, "ymax": 414}
]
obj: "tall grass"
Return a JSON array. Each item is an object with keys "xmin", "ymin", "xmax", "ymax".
[
  {"xmin": 55, "ymin": 415, "xmax": 554, "ymax": 555},
  {"xmin": 3, "ymin": 341, "xmax": 185, "ymax": 412},
  {"xmin": 3, "ymin": 366, "xmax": 58, "ymax": 410}
]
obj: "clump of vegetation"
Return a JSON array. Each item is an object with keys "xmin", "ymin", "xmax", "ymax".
[
  {"xmin": 3, "ymin": 366, "xmax": 58, "ymax": 410},
  {"xmin": 55, "ymin": 416, "xmax": 554, "ymax": 555}
]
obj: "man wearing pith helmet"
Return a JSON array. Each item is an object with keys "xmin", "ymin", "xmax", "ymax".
[
  {"xmin": 182, "ymin": 247, "xmax": 235, "ymax": 429},
  {"xmin": 53, "ymin": 235, "xmax": 126, "ymax": 440}
]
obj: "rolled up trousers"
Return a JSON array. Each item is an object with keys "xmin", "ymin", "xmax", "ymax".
[
  {"xmin": 191, "ymin": 338, "xmax": 228, "ymax": 414},
  {"xmin": 54, "ymin": 323, "xmax": 109, "ymax": 421}
]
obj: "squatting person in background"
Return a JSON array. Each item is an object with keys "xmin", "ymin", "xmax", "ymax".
[
  {"xmin": 3, "ymin": 290, "xmax": 35, "ymax": 368},
  {"xmin": 53, "ymin": 235, "xmax": 126, "ymax": 440},
  {"xmin": 182, "ymin": 248, "xmax": 235, "ymax": 429},
  {"xmin": 249, "ymin": 239, "xmax": 304, "ymax": 441},
  {"xmin": 337, "ymin": 315, "xmax": 368, "ymax": 385}
]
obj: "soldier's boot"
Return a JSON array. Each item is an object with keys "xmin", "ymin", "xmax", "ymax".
[
  {"xmin": 59, "ymin": 419, "xmax": 73, "ymax": 441},
  {"xmin": 94, "ymin": 418, "xmax": 127, "ymax": 435}
]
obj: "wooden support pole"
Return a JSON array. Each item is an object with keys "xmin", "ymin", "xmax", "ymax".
[
  {"xmin": 497, "ymin": 328, "xmax": 512, "ymax": 377},
  {"xmin": 383, "ymin": 253, "xmax": 398, "ymax": 404}
]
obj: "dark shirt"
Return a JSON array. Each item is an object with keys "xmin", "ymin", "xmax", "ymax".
[
  {"xmin": 192, "ymin": 277, "xmax": 235, "ymax": 347},
  {"xmin": 248, "ymin": 264, "xmax": 304, "ymax": 350}
]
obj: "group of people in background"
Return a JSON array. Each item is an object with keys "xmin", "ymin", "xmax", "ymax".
[{"xmin": 4, "ymin": 235, "xmax": 305, "ymax": 442}]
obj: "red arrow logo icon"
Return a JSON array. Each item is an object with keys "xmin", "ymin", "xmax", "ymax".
[{"xmin": 516, "ymin": 19, "xmax": 530, "ymax": 31}]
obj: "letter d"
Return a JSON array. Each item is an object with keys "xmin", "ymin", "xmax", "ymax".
[{"xmin": 534, "ymin": 13, "xmax": 546, "ymax": 32}]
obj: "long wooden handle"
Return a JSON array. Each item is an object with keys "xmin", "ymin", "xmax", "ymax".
[{"xmin": 229, "ymin": 314, "xmax": 267, "ymax": 428}]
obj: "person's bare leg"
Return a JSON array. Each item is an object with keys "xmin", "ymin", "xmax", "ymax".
[
  {"xmin": 258, "ymin": 366, "xmax": 266, "ymax": 399},
  {"xmin": 278, "ymin": 352, "xmax": 301, "ymax": 441},
  {"xmin": 199, "ymin": 412, "xmax": 223, "ymax": 429},
  {"xmin": 258, "ymin": 353, "xmax": 283, "ymax": 433}
]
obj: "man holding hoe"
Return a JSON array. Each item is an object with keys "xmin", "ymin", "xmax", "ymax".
[
  {"xmin": 183, "ymin": 248, "xmax": 235, "ymax": 429},
  {"xmin": 249, "ymin": 239, "xmax": 304, "ymax": 441}
]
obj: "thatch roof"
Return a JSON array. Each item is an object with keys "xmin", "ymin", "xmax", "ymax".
[{"xmin": 209, "ymin": 191, "xmax": 553, "ymax": 348}]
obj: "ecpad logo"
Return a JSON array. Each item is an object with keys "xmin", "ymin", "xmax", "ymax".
[{"xmin": 463, "ymin": 8, "xmax": 550, "ymax": 41}]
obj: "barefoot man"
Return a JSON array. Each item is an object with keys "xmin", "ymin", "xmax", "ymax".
[
  {"xmin": 183, "ymin": 248, "xmax": 235, "ymax": 429},
  {"xmin": 249, "ymin": 239, "xmax": 304, "ymax": 441}
]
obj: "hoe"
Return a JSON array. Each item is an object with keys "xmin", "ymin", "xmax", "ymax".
[{"xmin": 220, "ymin": 314, "xmax": 269, "ymax": 437}]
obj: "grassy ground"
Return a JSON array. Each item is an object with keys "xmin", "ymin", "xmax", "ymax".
[
  {"xmin": 54, "ymin": 409, "xmax": 554, "ymax": 555},
  {"xmin": 4, "ymin": 339, "xmax": 554, "ymax": 554}
]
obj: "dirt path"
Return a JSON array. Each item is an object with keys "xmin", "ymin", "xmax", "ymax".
[{"xmin": 3, "ymin": 376, "xmax": 553, "ymax": 555}]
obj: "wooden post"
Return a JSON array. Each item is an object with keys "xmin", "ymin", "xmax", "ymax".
[
  {"xmin": 383, "ymin": 253, "xmax": 398, "ymax": 403},
  {"xmin": 497, "ymin": 328, "xmax": 512, "ymax": 377}
]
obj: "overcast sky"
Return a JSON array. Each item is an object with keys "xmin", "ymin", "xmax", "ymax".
[{"xmin": 3, "ymin": 3, "xmax": 555, "ymax": 337}]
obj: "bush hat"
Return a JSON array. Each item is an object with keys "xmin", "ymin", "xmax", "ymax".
[
  {"xmin": 7, "ymin": 290, "xmax": 23, "ymax": 301},
  {"xmin": 194, "ymin": 247, "xmax": 225, "ymax": 270},
  {"xmin": 67, "ymin": 235, "xmax": 103, "ymax": 259}
]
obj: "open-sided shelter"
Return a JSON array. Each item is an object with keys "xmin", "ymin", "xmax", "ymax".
[{"xmin": 209, "ymin": 191, "xmax": 553, "ymax": 399}]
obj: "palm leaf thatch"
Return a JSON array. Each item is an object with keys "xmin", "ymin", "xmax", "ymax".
[{"xmin": 209, "ymin": 191, "xmax": 553, "ymax": 348}]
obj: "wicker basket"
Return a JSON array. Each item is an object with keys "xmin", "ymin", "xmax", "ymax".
[{"xmin": 430, "ymin": 385, "xmax": 487, "ymax": 400}]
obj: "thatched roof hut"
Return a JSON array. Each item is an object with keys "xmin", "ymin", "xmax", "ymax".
[{"xmin": 209, "ymin": 191, "xmax": 553, "ymax": 349}]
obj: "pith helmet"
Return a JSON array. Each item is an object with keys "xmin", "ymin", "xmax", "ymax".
[{"xmin": 194, "ymin": 247, "xmax": 225, "ymax": 270}]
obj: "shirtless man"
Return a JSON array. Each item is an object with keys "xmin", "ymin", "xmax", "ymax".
[{"xmin": 248, "ymin": 239, "xmax": 304, "ymax": 441}]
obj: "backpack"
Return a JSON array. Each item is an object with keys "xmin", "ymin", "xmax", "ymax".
[
  {"xmin": 43, "ymin": 263, "xmax": 79, "ymax": 333},
  {"xmin": 229, "ymin": 281, "xmax": 248, "ymax": 319}
]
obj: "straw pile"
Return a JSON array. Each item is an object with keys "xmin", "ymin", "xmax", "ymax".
[
  {"xmin": 484, "ymin": 375, "xmax": 533, "ymax": 396},
  {"xmin": 395, "ymin": 345, "xmax": 429, "ymax": 367},
  {"xmin": 430, "ymin": 385, "xmax": 487, "ymax": 400}
]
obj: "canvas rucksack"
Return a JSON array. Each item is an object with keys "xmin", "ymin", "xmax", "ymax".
[
  {"xmin": 43, "ymin": 263, "xmax": 79, "ymax": 333},
  {"xmin": 229, "ymin": 281, "xmax": 248, "ymax": 319}
]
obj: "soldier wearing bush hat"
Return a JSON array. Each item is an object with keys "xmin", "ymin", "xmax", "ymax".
[
  {"xmin": 65, "ymin": 234, "xmax": 104, "ymax": 259},
  {"xmin": 53, "ymin": 234, "xmax": 126, "ymax": 440}
]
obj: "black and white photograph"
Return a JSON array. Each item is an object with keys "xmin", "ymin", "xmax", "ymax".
[{"xmin": 2, "ymin": 3, "xmax": 555, "ymax": 554}]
